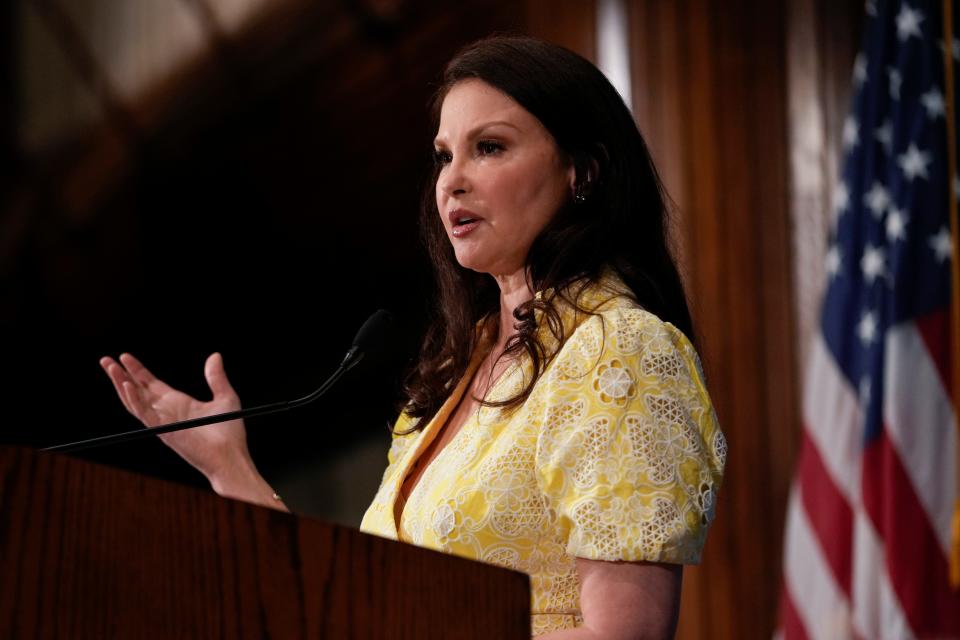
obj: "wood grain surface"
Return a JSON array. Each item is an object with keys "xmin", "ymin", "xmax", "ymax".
[
  {"xmin": 626, "ymin": 1, "xmax": 862, "ymax": 637},
  {"xmin": 0, "ymin": 446, "xmax": 530, "ymax": 639}
]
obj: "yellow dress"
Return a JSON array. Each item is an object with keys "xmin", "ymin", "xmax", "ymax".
[{"xmin": 360, "ymin": 273, "xmax": 726, "ymax": 636}]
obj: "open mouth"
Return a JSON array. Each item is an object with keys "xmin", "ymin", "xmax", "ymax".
[
  {"xmin": 449, "ymin": 211, "xmax": 482, "ymax": 237},
  {"xmin": 448, "ymin": 209, "xmax": 483, "ymax": 237}
]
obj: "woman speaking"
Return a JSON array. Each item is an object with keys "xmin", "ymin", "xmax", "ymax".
[{"xmin": 101, "ymin": 36, "xmax": 726, "ymax": 639}]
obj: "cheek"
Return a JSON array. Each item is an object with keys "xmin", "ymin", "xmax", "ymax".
[
  {"xmin": 435, "ymin": 183, "xmax": 447, "ymax": 225},
  {"xmin": 499, "ymin": 160, "xmax": 567, "ymax": 224}
]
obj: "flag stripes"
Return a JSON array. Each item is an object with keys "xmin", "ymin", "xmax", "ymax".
[{"xmin": 779, "ymin": 1, "xmax": 959, "ymax": 635}]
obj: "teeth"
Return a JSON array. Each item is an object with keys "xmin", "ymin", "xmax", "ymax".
[{"xmin": 457, "ymin": 217, "xmax": 476, "ymax": 225}]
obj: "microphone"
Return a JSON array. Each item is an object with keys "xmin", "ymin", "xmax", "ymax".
[{"xmin": 42, "ymin": 309, "xmax": 395, "ymax": 454}]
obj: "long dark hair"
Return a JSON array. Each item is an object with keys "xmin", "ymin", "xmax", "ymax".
[{"xmin": 401, "ymin": 35, "xmax": 694, "ymax": 428}]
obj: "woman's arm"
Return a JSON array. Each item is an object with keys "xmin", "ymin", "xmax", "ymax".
[
  {"xmin": 100, "ymin": 352, "xmax": 287, "ymax": 511},
  {"xmin": 538, "ymin": 558, "xmax": 682, "ymax": 640}
]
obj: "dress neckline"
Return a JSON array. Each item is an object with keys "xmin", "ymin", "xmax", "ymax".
[
  {"xmin": 391, "ymin": 345, "xmax": 487, "ymax": 538},
  {"xmin": 391, "ymin": 271, "xmax": 633, "ymax": 539}
]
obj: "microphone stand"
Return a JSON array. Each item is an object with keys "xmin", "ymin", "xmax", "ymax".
[{"xmin": 43, "ymin": 347, "xmax": 366, "ymax": 455}]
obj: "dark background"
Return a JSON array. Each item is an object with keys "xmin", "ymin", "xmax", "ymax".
[
  {"xmin": 2, "ymin": 0, "xmax": 546, "ymax": 520},
  {"xmin": 1, "ymin": 0, "xmax": 864, "ymax": 636}
]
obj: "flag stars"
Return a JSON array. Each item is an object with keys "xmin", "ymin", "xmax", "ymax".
[
  {"xmin": 853, "ymin": 53, "xmax": 868, "ymax": 88},
  {"xmin": 874, "ymin": 120, "xmax": 893, "ymax": 154},
  {"xmin": 842, "ymin": 116, "xmax": 860, "ymax": 150},
  {"xmin": 929, "ymin": 226, "xmax": 953, "ymax": 262},
  {"xmin": 863, "ymin": 182, "xmax": 890, "ymax": 218},
  {"xmin": 921, "ymin": 88, "xmax": 945, "ymax": 119},
  {"xmin": 887, "ymin": 68, "xmax": 903, "ymax": 100},
  {"xmin": 825, "ymin": 245, "xmax": 843, "ymax": 278},
  {"xmin": 857, "ymin": 310, "xmax": 879, "ymax": 346},
  {"xmin": 895, "ymin": 4, "xmax": 924, "ymax": 41},
  {"xmin": 885, "ymin": 208, "xmax": 907, "ymax": 242},
  {"xmin": 861, "ymin": 244, "xmax": 887, "ymax": 283},
  {"xmin": 859, "ymin": 377, "xmax": 872, "ymax": 405},
  {"xmin": 897, "ymin": 144, "xmax": 931, "ymax": 181},
  {"xmin": 834, "ymin": 182, "xmax": 851, "ymax": 215}
]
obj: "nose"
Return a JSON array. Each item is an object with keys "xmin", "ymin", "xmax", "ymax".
[{"xmin": 437, "ymin": 157, "xmax": 469, "ymax": 197}]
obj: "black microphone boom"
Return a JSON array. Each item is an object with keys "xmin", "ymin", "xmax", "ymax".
[
  {"xmin": 43, "ymin": 310, "xmax": 395, "ymax": 454},
  {"xmin": 340, "ymin": 308, "xmax": 394, "ymax": 366}
]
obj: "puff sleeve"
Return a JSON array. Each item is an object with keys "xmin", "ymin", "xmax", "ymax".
[{"xmin": 534, "ymin": 307, "xmax": 726, "ymax": 564}]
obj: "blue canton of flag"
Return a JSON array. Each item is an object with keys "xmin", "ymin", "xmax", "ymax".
[
  {"xmin": 779, "ymin": 0, "xmax": 959, "ymax": 637},
  {"xmin": 822, "ymin": 0, "xmax": 953, "ymax": 441}
]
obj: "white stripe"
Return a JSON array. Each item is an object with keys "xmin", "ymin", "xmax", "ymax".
[
  {"xmin": 596, "ymin": 0, "xmax": 632, "ymax": 109},
  {"xmin": 803, "ymin": 334, "xmax": 864, "ymax": 502},
  {"xmin": 884, "ymin": 322, "xmax": 958, "ymax": 555},
  {"xmin": 783, "ymin": 485, "xmax": 852, "ymax": 639},
  {"xmin": 850, "ymin": 507, "xmax": 915, "ymax": 640}
]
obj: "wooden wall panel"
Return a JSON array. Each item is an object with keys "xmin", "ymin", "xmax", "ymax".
[
  {"xmin": 627, "ymin": 1, "xmax": 862, "ymax": 637},
  {"xmin": 524, "ymin": 0, "xmax": 597, "ymax": 62},
  {"xmin": 629, "ymin": 2, "xmax": 799, "ymax": 637}
]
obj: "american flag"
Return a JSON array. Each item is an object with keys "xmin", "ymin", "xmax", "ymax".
[{"xmin": 779, "ymin": 0, "xmax": 959, "ymax": 638}]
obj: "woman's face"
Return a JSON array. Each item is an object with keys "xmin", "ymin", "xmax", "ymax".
[{"xmin": 434, "ymin": 79, "xmax": 574, "ymax": 277}]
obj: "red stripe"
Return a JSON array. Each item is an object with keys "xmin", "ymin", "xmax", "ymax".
[
  {"xmin": 797, "ymin": 430, "xmax": 854, "ymax": 597},
  {"xmin": 860, "ymin": 432, "xmax": 960, "ymax": 636},
  {"xmin": 914, "ymin": 308, "xmax": 952, "ymax": 396},
  {"xmin": 778, "ymin": 581, "xmax": 810, "ymax": 640}
]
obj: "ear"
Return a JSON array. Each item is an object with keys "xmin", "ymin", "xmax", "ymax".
[
  {"xmin": 569, "ymin": 153, "xmax": 601, "ymax": 196},
  {"xmin": 581, "ymin": 156, "xmax": 600, "ymax": 186},
  {"xmin": 566, "ymin": 160, "xmax": 578, "ymax": 192}
]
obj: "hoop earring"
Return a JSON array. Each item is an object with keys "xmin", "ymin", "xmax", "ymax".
[{"xmin": 573, "ymin": 183, "xmax": 588, "ymax": 203}]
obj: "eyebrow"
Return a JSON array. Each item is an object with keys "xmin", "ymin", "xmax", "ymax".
[{"xmin": 433, "ymin": 120, "xmax": 522, "ymax": 147}]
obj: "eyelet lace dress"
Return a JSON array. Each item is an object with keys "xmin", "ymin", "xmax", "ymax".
[{"xmin": 360, "ymin": 273, "xmax": 726, "ymax": 636}]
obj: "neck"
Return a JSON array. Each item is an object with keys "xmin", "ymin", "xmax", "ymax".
[{"xmin": 492, "ymin": 268, "xmax": 534, "ymax": 349}]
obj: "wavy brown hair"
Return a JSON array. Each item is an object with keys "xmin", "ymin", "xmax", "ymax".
[{"xmin": 401, "ymin": 36, "xmax": 694, "ymax": 429}]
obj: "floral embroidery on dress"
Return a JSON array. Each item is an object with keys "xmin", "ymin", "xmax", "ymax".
[
  {"xmin": 570, "ymin": 415, "xmax": 613, "ymax": 489},
  {"xmin": 359, "ymin": 273, "xmax": 725, "ymax": 637},
  {"xmin": 431, "ymin": 503, "xmax": 456, "ymax": 538},
  {"xmin": 640, "ymin": 336, "xmax": 688, "ymax": 383},
  {"xmin": 594, "ymin": 359, "xmax": 636, "ymax": 405},
  {"xmin": 713, "ymin": 430, "xmax": 728, "ymax": 468}
]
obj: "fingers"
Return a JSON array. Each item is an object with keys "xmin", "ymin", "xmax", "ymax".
[
  {"xmin": 204, "ymin": 352, "xmax": 238, "ymax": 400},
  {"xmin": 101, "ymin": 356, "xmax": 154, "ymax": 424},
  {"xmin": 100, "ymin": 356, "xmax": 136, "ymax": 415},
  {"xmin": 117, "ymin": 352, "xmax": 154, "ymax": 385},
  {"xmin": 121, "ymin": 380, "xmax": 158, "ymax": 428},
  {"xmin": 118, "ymin": 353, "xmax": 173, "ymax": 394},
  {"xmin": 100, "ymin": 354, "xmax": 163, "ymax": 420}
]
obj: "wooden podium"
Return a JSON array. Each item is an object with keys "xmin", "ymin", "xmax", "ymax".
[{"xmin": 0, "ymin": 446, "xmax": 530, "ymax": 638}]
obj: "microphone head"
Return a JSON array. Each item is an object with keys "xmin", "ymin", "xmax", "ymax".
[{"xmin": 351, "ymin": 309, "xmax": 395, "ymax": 357}]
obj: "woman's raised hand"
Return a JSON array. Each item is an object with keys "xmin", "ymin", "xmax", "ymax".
[{"xmin": 99, "ymin": 352, "xmax": 256, "ymax": 493}]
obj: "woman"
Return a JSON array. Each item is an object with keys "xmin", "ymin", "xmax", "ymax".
[{"xmin": 102, "ymin": 37, "xmax": 725, "ymax": 639}]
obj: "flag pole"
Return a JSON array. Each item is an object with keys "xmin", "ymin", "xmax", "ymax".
[{"xmin": 943, "ymin": 0, "xmax": 960, "ymax": 591}]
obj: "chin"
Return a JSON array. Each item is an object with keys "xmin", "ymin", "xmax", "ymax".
[
  {"xmin": 453, "ymin": 253, "xmax": 491, "ymax": 274},
  {"xmin": 450, "ymin": 240, "xmax": 523, "ymax": 276},
  {"xmin": 450, "ymin": 250, "xmax": 498, "ymax": 276},
  {"xmin": 456, "ymin": 255, "xmax": 525, "ymax": 280}
]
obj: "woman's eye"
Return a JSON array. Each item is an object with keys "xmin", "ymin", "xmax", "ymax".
[
  {"xmin": 477, "ymin": 140, "xmax": 503, "ymax": 155},
  {"xmin": 433, "ymin": 149, "xmax": 452, "ymax": 165}
]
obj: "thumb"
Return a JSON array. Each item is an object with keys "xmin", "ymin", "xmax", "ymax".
[{"xmin": 204, "ymin": 352, "xmax": 237, "ymax": 399}]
